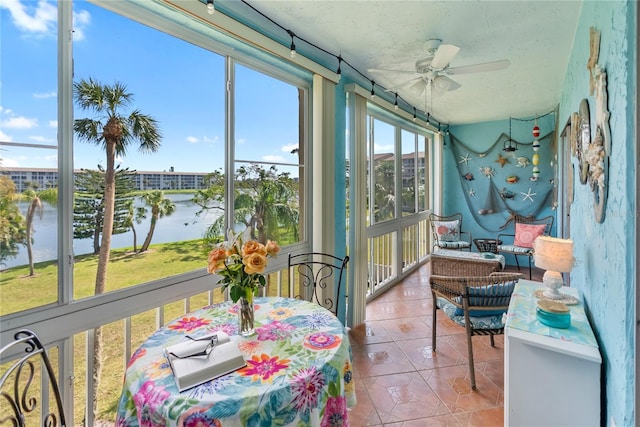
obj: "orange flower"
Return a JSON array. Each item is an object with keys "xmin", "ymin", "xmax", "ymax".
[
  {"xmin": 243, "ymin": 252, "xmax": 267, "ymax": 274},
  {"xmin": 242, "ymin": 240, "xmax": 267, "ymax": 256},
  {"xmin": 207, "ymin": 248, "xmax": 229, "ymax": 273},
  {"xmin": 265, "ymin": 240, "xmax": 280, "ymax": 256}
]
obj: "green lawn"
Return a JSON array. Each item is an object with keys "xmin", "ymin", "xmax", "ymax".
[{"xmin": 0, "ymin": 239, "xmax": 219, "ymax": 423}]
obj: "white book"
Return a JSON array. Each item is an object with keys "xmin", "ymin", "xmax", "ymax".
[{"xmin": 164, "ymin": 332, "xmax": 246, "ymax": 392}]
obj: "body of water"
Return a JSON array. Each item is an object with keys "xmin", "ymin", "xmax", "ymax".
[{"xmin": 3, "ymin": 193, "xmax": 220, "ymax": 269}]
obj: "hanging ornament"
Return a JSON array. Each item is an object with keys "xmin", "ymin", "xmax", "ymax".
[
  {"xmin": 532, "ymin": 117, "xmax": 541, "ymax": 179},
  {"xmin": 532, "ymin": 119, "xmax": 540, "ymax": 138},
  {"xmin": 531, "ymin": 166, "xmax": 540, "ymax": 180},
  {"xmin": 532, "ymin": 153, "xmax": 540, "ymax": 166}
]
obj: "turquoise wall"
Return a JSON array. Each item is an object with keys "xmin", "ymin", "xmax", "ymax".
[
  {"xmin": 445, "ymin": 2, "xmax": 636, "ymax": 425},
  {"xmin": 558, "ymin": 1, "xmax": 636, "ymax": 426},
  {"xmin": 445, "ymin": 113, "xmax": 557, "ymax": 260}
]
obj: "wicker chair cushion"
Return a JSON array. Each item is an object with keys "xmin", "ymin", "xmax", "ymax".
[
  {"xmin": 438, "ymin": 240, "xmax": 471, "ymax": 249},
  {"xmin": 452, "ymin": 281, "xmax": 516, "ymax": 316},
  {"xmin": 513, "ymin": 223, "xmax": 547, "ymax": 248},
  {"xmin": 436, "ymin": 297, "xmax": 506, "ymax": 329},
  {"xmin": 497, "ymin": 244, "xmax": 533, "ymax": 255},
  {"xmin": 433, "ymin": 220, "xmax": 460, "ymax": 242}
]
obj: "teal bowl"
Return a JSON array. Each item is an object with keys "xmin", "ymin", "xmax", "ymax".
[{"xmin": 536, "ymin": 307, "xmax": 571, "ymax": 329}]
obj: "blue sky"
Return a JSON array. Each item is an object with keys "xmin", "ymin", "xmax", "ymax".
[{"xmin": 1, "ymin": 0, "xmax": 302, "ymax": 175}]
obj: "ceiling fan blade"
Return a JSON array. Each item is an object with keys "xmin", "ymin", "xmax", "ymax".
[
  {"xmin": 368, "ymin": 68, "xmax": 417, "ymax": 75},
  {"xmin": 383, "ymin": 76, "xmax": 424, "ymax": 92},
  {"xmin": 430, "ymin": 44, "xmax": 460, "ymax": 70},
  {"xmin": 446, "ymin": 59, "xmax": 511, "ymax": 75}
]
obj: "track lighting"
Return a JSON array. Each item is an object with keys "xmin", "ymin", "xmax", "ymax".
[
  {"xmin": 206, "ymin": 0, "xmax": 215, "ymax": 15},
  {"xmin": 234, "ymin": 0, "xmax": 449, "ymax": 131},
  {"xmin": 287, "ymin": 30, "xmax": 296, "ymax": 58}
]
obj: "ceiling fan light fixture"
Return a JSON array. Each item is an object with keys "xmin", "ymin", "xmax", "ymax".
[{"xmin": 433, "ymin": 75, "xmax": 452, "ymax": 92}]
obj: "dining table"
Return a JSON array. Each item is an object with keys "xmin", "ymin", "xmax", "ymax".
[{"xmin": 115, "ymin": 296, "xmax": 356, "ymax": 427}]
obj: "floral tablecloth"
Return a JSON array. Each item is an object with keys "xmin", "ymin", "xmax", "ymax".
[{"xmin": 115, "ymin": 297, "xmax": 356, "ymax": 427}]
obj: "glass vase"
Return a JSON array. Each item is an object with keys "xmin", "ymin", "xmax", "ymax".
[{"xmin": 237, "ymin": 295, "xmax": 255, "ymax": 337}]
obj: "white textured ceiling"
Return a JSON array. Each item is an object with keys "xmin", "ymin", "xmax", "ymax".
[{"xmin": 219, "ymin": 0, "xmax": 582, "ymax": 125}]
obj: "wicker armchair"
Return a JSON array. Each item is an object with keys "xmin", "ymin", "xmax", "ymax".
[
  {"xmin": 497, "ymin": 214, "xmax": 554, "ymax": 279},
  {"xmin": 429, "ymin": 213, "xmax": 472, "ymax": 251},
  {"xmin": 430, "ymin": 272, "xmax": 524, "ymax": 390}
]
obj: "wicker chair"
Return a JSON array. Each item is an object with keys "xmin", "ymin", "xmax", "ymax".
[
  {"xmin": 0, "ymin": 329, "xmax": 67, "ymax": 426},
  {"xmin": 288, "ymin": 252, "xmax": 349, "ymax": 317},
  {"xmin": 496, "ymin": 214, "xmax": 554, "ymax": 279},
  {"xmin": 429, "ymin": 213, "xmax": 472, "ymax": 251},
  {"xmin": 430, "ymin": 272, "xmax": 524, "ymax": 390}
]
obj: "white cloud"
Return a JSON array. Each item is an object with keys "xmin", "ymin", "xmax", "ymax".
[
  {"xmin": 0, "ymin": 130, "xmax": 14, "ymax": 142},
  {"xmin": 2, "ymin": 115, "xmax": 38, "ymax": 129},
  {"xmin": 186, "ymin": 136, "xmax": 199, "ymax": 143},
  {"xmin": 48, "ymin": 120, "xmax": 57, "ymax": 128},
  {"xmin": 33, "ymin": 91, "xmax": 56, "ymax": 99},
  {"xmin": 0, "ymin": 157, "xmax": 20, "ymax": 167},
  {"xmin": 203, "ymin": 135, "xmax": 219, "ymax": 144},
  {"xmin": 263, "ymin": 155, "xmax": 284, "ymax": 163},
  {"xmin": 373, "ymin": 143, "xmax": 394, "ymax": 152},
  {"xmin": 236, "ymin": 138, "xmax": 246, "ymax": 145},
  {"xmin": 1, "ymin": 0, "xmax": 57, "ymax": 35},
  {"xmin": 72, "ymin": 9, "xmax": 90, "ymax": 42},
  {"xmin": 281, "ymin": 143, "xmax": 298, "ymax": 153},
  {"xmin": 29, "ymin": 135, "xmax": 54, "ymax": 143}
]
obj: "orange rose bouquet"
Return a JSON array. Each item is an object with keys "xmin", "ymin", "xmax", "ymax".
[{"xmin": 207, "ymin": 230, "xmax": 280, "ymax": 303}]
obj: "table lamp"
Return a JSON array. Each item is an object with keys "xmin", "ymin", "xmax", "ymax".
[{"xmin": 533, "ymin": 236, "xmax": 574, "ymax": 300}]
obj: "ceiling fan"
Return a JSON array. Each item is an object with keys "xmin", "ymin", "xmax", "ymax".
[{"xmin": 369, "ymin": 39, "xmax": 510, "ymax": 98}]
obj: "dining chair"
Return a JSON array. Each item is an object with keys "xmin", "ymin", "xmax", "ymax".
[
  {"xmin": 287, "ymin": 252, "xmax": 349, "ymax": 316},
  {"xmin": 429, "ymin": 212, "xmax": 472, "ymax": 251},
  {"xmin": 0, "ymin": 329, "xmax": 67, "ymax": 427},
  {"xmin": 430, "ymin": 272, "xmax": 524, "ymax": 390},
  {"xmin": 496, "ymin": 214, "xmax": 554, "ymax": 279}
]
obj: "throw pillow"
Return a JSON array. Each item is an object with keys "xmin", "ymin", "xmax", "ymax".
[
  {"xmin": 454, "ymin": 281, "xmax": 516, "ymax": 316},
  {"xmin": 434, "ymin": 220, "xmax": 460, "ymax": 242},
  {"xmin": 513, "ymin": 223, "xmax": 547, "ymax": 248}
]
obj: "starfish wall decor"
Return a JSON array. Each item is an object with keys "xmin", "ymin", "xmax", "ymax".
[{"xmin": 495, "ymin": 154, "xmax": 510, "ymax": 167}]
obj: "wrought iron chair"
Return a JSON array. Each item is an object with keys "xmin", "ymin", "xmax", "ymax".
[
  {"xmin": 496, "ymin": 214, "xmax": 554, "ymax": 279},
  {"xmin": 288, "ymin": 252, "xmax": 349, "ymax": 316},
  {"xmin": 429, "ymin": 212, "xmax": 472, "ymax": 251},
  {"xmin": 0, "ymin": 329, "xmax": 67, "ymax": 427},
  {"xmin": 430, "ymin": 272, "xmax": 524, "ymax": 390}
]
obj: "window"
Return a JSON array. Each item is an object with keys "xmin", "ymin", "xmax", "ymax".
[
  {"xmin": 1, "ymin": 1, "xmax": 59, "ymax": 315},
  {"xmin": 1, "ymin": 0, "xmax": 310, "ymax": 315},
  {"xmin": 370, "ymin": 117, "xmax": 396, "ymax": 223}
]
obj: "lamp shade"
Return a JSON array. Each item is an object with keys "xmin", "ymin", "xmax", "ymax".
[{"xmin": 533, "ymin": 236, "xmax": 574, "ymax": 273}]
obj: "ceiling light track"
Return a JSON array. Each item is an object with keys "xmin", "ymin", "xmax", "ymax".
[{"xmin": 219, "ymin": 0, "xmax": 446, "ymax": 130}]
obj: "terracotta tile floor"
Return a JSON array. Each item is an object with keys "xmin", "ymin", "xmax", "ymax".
[{"xmin": 347, "ymin": 262, "xmax": 542, "ymax": 426}]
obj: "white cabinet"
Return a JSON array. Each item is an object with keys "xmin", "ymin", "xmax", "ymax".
[{"xmin": 504, "ymin": 280, "xmax": 601, "ymax": 426}]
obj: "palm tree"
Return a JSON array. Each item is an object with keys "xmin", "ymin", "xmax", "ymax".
[
  {"xmin": 194, "ymin": 164, "xmax": 299, "ymax": 245},
  {"xmin": 73, "ymin": 78, "xmax": 161, "ymax": 421},
  {"xmin": 22, "ymin": 188, "xmax": 57, "ymax": 276},
  {"xmin": 123, "ymin": 199, "xmax": 147, "ymax": 253},
  {"xmin": 138, "ymin": 190, "xmax": 175, "ymax": 252}
]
